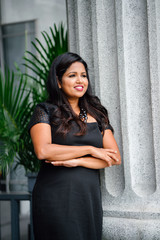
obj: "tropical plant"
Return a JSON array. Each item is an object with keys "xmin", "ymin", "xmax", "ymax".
[
  {"xmin": 0, "ymin": 22, "xmax": 68, "ymax": 174},
  {"xmin": 23, "ymin": 22, "xmax": 68, "ymax": 103},
  {"xmin": 17, "ymin": 22, "xmax": 68, "ymax": 172},
  {"xmin": 0, "ymin": 68, "xmax": 33, "ymax": 172}
]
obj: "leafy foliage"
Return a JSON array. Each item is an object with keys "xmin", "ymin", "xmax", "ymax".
[
  {"xmin": 0, "ymin": 69, "xmax": 32, "ymax": 172},
  {"xmin": 23, "ymin": 22, "xmax": 68, "ymax": 103},
  {"xmin": 18, "ymin": 23, "xmax": 68, "ymax": 172},
  {"xmin": 0, "ymin": 22, "xmax": 68, "ymax": 173}
]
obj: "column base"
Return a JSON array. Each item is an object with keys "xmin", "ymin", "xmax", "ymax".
[{"xmin": 102, "ymin": 216, "xmax": 160, "ymax": 240}]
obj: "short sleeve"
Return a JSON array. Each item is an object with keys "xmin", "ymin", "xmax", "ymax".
[
  {"xmin": 104, "ymin": 120, "xmax": 114, "ymax": 133},
  {"xmin": 28, "ymin": 102, "xmax": 53, "ymax": 132},
  {"xmin": 105, "ymin": 124, "xmax": 113, "ymax": 131},
  {"xmin": 98, "ymin": 122, "xmax": 113, "ymax": 133}
]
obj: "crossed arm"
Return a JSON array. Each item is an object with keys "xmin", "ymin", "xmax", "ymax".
[{"xmin": 30, "ymin": 123, "xmax": 121, "ymax": 169}]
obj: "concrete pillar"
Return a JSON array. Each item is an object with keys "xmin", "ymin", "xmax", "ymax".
[{"xmin": 66, "ymin": 0, "xmax": 160, "ymax": 239}]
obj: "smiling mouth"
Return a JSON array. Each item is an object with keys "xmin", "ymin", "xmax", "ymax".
[{"xmin": 74, "ymin": 86, "xmax": 84, "ymax": 91}]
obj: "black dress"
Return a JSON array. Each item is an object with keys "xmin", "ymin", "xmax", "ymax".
[{"xmin": 28, "ymin": 102, "xmax": 105, "ymax": 240}]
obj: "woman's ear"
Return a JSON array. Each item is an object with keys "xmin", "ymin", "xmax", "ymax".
[{"xmin": 56, "ymin": 76, "xmax": 61, "ymax": 89}]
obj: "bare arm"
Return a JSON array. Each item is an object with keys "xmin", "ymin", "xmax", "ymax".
[
  {"xmin": 30, "ymin": 123, "xmax": 93, "ymax": 160},
  {"xmin": 102, "ymin": 129, "xmax": 121, "ymax": 166},
  {"xmin": 30, "ymin": 123, "xmax": 120, "ymax": 167},
  {"xmin": 48, "ymin": 129, "xmax": 121, "ymax": 169},
  {"xmin": 49, "ymin": 156, "xmax": 109, "ymax": 169},
  {"xmin": 79, "ymin": 129, "xmax": 121, "ymax": 168}
]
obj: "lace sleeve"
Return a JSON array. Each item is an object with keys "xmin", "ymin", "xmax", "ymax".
[
  {"xmin": 105, "ymin": 124, "xmax": 113, "ymax": 130},
  {"xmin": 28, "ymin": 102, "xmax": 53, "ymax": 132},
  {"xmin": 105, "ymin": 122, "xmax": 114, "ymax": 133}
]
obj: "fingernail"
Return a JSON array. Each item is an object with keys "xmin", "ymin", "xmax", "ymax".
[
  {"xmin": 116, "ymin": 158, "xmax": 119, "ymax": 161},
  {"xmin": 115, "ymin": 151, "xmax": 117, "ymax": 153}
]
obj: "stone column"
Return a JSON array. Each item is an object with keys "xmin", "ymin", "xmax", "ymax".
[{"xmin": 66, "ymin": 0, "xmax": 160, "ymax": 239}]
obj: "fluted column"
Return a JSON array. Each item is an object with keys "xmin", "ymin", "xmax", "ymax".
[{"xmin": 66, "ymin": 0, "xmax": 160, "ymax": 239}]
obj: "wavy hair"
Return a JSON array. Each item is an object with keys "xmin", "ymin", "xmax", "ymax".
[{"xmin": 46, "ymin": 52, "xmax": 113, "ymax": 136}]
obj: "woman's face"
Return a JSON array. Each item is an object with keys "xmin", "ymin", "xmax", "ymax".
[{"xmin": 58, "ymin": 62, "xmax": 88, "ymax": 101}]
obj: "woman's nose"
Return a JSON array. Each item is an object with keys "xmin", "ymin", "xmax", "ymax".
[{"xmin": 76, "ymin": 75, "xmax": 83, "ymax": 83}]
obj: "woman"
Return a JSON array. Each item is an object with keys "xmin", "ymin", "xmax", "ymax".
[{"xmin": 29, "ymin": 52, "xmax": 121, "ymax": 240}]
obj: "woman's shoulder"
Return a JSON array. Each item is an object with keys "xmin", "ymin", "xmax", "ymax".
[{"xmin": 28, "ymin": 102, "xmax": 57, "ymax": 131}]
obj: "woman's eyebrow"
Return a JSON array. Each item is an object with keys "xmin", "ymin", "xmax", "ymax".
[{"xmin": 67, "ymin": 71, "xmax": 86, "ymax": 75}]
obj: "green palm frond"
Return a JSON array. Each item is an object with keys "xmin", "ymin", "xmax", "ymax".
[
  {"xmin": 23, "ymin": 22, "xmax": 68, "ymax": 103},
  {"xmin": 0, "ymin": 69, "xmax": 32, "ymax": 172},
  {"xmin": 0, "ymin": 22, "xmax": 68, "ymax": 174}
]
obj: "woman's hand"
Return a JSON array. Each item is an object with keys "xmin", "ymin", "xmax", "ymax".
[{"xmin": 91, "ymin": 147, "xmax": 119, "ymax": 167}]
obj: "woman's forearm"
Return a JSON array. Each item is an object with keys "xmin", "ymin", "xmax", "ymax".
[
  {"xmin": 78, "ymin": 155, "xmax": 121, "ymax": 169},
  {"xmin": 36, "ymin": 143, "xmax": 93, "ymax": 161},
  {"xmin": 47, "ymin": 155, "xmax": 121, "ymax": 169},
  {"xmin": 78, "ymin": 156, "xmax": 109, "ymax": 169},
  {"xmin": 47, "ymin": 157, "xmax": 109, "ymax": 169}
]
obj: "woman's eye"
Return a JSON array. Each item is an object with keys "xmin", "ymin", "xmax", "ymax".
[
  {"xmin": 69, "ymin": 74, "xmax": 75, "ymax": 78},
  {"xmin": 82, "ymin": 75, "xmax": 87, "ymax": 78}
]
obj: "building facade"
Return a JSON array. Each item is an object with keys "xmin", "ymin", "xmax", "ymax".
[{"xmin": 66, "ymin": 0, "xmax": 160, "ymax": 239}]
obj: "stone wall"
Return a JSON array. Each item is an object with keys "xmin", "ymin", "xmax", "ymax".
[{"xmin": 66, "ymin": 0, "xmax": 160, "ymax": 239}]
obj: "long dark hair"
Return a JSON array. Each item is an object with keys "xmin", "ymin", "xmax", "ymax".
[{"xmin": 46, "ymin": 52, "xmax": 113, "ymax": 136}]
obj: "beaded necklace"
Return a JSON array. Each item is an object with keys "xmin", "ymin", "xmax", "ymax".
[{"xmin": 79, "ymin": 108, "xmax": 88, "ymax": 123}]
